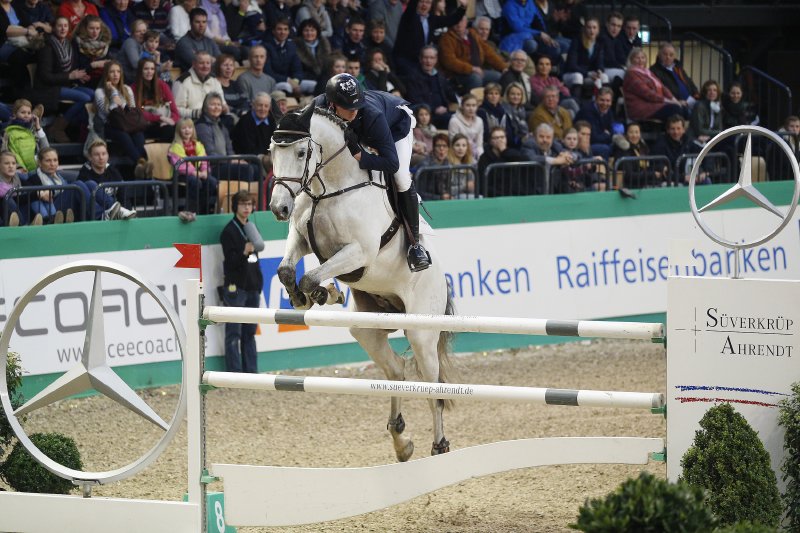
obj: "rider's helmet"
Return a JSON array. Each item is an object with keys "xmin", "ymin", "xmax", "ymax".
[{"xmin": 325, "ymin": 73, "xmax": 365, "ymax": 110}]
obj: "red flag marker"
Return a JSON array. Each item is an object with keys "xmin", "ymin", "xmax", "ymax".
[{"xmin": 174, "ymin": 243, "xmax": 203, "ymax": 281}]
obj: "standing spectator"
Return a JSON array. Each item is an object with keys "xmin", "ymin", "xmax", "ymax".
[
  {"xmin": 132, "ymin": 0, "xmax": 171, "ymax": 46},
  {"xmin": 615, "ymin": 15, "xmax": 641, "ymax": 76},
  {"xmin": 296, "ymin": 18, "xmax": 332, "ymax": 85},
  {"xmin": 477, "ymin": 126, "xmax": 527, "ymax": 197},
  {"xmin": 73, "ymin": 15, "xmax": 112, "ymax": 88},
  {"xmin": 27, "ymin": 147, "xmax": 86, "ymax": 223},
  {"xmin": 393, "ymin": 0, "xmax": 467, "ymax": 76},
  {"xmin": 411, "ymin": 104, "xmax": 437, "ymax": 167},
  {"xmin": 263, "ymin": 17, "xmax": 305, "ymax": 95},
  {"xmin": 195, "ymin": 92, "xmax": 255, "ymax": 182},
  {"xmin": 689, "ymin": 79, "xmax": 725, "ymax": 143},
  {"xmin": 575, "ymin": 87, "xmax": 625, "ymax": 159},
  {"xmin": 404, "ymin": 46, "xmax": 459, "ymax": 129},
  {"xmin": 295, "ymin": 0, "xmax": 333, "ymax": 39},
  {"xmin": 58, "ymin": 0, "xmax": 98, "ymax": 34},
  {"xmin": 220, "ymin": 190, "xmax": 264, "ymax": 373},
  {"xmin": 215, "ymin": 53, "xmax": 250, "ymax": 119},
  {"xmin": 530, "ymin": 54, "xmax": 579, "ymax": 116},
  {"xmin": 502, "ymin": 81, "xmax": 533, "ymax": 148},
  {"xmin": 168, "ymin": 0, "xmax": 196, "ymax": 41},
  {"xmin": 448, "ymin": 93, "xmax": 484, "ymax": 158},
  {"xmin": 529, "ymin": 86, "xmax": 573, "ymax": 142},
  {"xmin": 477, "ymin": 82, "xmax": 514, "ymax": 147},
  {"xmin": 650, "ymin": 42, "xmax": 698, "ymax": 110},
  {"xmin": 174, "ymin": 51, "xmax": 229, "ymax": 119},
  {"xmin": 174, "ymin": 8, "xmax": 221, "ymax": 71},
  {"xmin": 363, "ymin": 48, "xmax": 405, "ymax": 96},
  {"xmin": 612, "ymin": 121, "xmax": 658, "ymax": 189},
  {"xmin": 652, "ymin": 114, "xmax": 704, "ymax": 185},
  {"xmin": 34, "ymin": 16, "xmax": 94, "ymax": 142},
  {"xmin": 562, "ymin": 17, "xmax": 608, "ymax": 97},
  {"xmin": 499, "ymin": 0, "xmax": 560, "ymax": 65},
  {"xmin": 237, "ymin": 45, "xmax": 277, "ymax": 102},
  {"xmin": 77, "ymin": 139, "xmax": 137, "ymax": 219},
  {"xmin": 100, "ymin": 0, "xmax": 134, "ymax": 51},
  {"xmin": 599, "ymin": 11, "xmax": 625, "ymax": 83},
  {"xmin": 438, "ymin": 15, "xmax": 507, "ymax": 93},
  {"xmin": 340, "ymin": 17, "xmax": 367, "ymax": 62},
  {"xmin": 367, "ymin": 0, "xmax": 401, "ymax": 47},
  {"xmin": 132, "ymin": 57, "xmax": 179, "ymax": 142},
  {"xmin": 622, "ymin": 47, "xmax": 687, "ymax": 122},
  {"xmin": 498, "ymin": 50, "xmax": 534, "ymax": 109},
  {"xmin": 119, "ymin": 18, "xmax": 147, "ymax": 81},
  {"xmin": 1, "ymin": 98, "xmax": 48, "ymax": 172},
  {"xmin": 169, "ymin": 117, "xmax": 218, "ymax": 217},
  {"xmin": 201, "ymin": 0, "xmax": 242, "ymax": 61}
]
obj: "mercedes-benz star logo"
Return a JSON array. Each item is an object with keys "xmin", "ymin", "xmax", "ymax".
[
  {"xmin": 0, "ymin": 261, "xmax": 187, "ymax": 485},
  {"xmin": 689, "ymin": 125, "xmax": 800, "ymax": 250}
]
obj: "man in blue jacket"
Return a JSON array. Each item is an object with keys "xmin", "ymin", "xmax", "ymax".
[{"xmin": 313, "ymin": 73, "xmax": 431, "ymax": 272}]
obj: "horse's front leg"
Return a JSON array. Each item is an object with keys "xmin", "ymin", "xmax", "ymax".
[
  {"xmin": 277, "ymin": 228, "xmax": 312, "ymax": 310},
  {"xmin": 298, "ymin": 243, "xmax": 367, "ymax": 306}
]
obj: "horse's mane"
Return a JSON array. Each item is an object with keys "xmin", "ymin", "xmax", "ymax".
[
  {"xmin": 273, "ymin": 105, "xmax": 349, "ymax": 144},
  {"xmin": 313, "ymin": 106, "xmax": 348, "ymax": 133}
]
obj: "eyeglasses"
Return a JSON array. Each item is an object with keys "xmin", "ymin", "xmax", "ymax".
[{"xmin": 511, "ymin": 57, "xmax": 527, "ymax": 62}]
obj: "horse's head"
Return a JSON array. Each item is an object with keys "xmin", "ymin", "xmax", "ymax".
[{"xmin": 269, "ymin": 105, "xmax": 319, "ymax": 221}]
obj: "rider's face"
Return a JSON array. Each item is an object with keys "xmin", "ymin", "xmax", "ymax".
[{"xmin": 334, "ymin": 105, "xmax": 358, "ymax": 122}]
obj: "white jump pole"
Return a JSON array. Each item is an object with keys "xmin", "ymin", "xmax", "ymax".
[
  {"xmin": 202, "ymin": 307, "xmax": 665, "ymax": 341},
  {"xmin": 203, "ymin": 371, "xmax": 664, "ymax": 410}
]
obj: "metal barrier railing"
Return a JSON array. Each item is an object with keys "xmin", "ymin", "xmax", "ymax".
[
  {"xmin": 612, "ymin": 155, "xmax": 672, "ymax": 189},
  {"xmin": 735, "ymin": 131, "xmax": 799, "ymax": 183},
  {"xmin": 678, "ymin": 32, "xmax": 733, "ymax": 92},
  {"xmin": 675, "ymin": 152, "xmax": 732, "ymax": 185},
  {"xmin": 619, "ymin": 0, "xmax": 673, "ymax": 42},
  {"xmin": 549, "ymin": 158, "xmax": 611, "ymax": 194},
  {"xmin": 3, "ymin": 184, "xmax": 87, "ymax": 225},
  {"xmin": 482, "ymin": 161, "xmax": 547, "ymax": 197},
  {"xmin": 90, "ymin": 181, "xmax": 170, "ymax": 218},
  {"xmin": 414, "ymin": 165, "xmax": 479, "ymax": 200},
  {"xmin": 172, "ymin": 154, "xmax": 265, "ymax": 215},
  {"xmin": 740, "ymin": 66, "xmax": 793, "ymax": 132}
]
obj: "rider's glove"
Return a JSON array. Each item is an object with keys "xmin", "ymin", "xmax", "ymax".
[{"xmin": 344, "ymin": 127, "xmax": 361, "ymax": 157}]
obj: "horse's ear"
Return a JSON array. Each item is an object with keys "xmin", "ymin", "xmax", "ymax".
[{"xmin": 298, "ymin": 103, "xmax": 314, "ymax": 130}]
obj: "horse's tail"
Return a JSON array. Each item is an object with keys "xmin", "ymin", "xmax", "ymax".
[{"xmin": 437, "ymin": 281, "xmax": 456, "ymax": 411}]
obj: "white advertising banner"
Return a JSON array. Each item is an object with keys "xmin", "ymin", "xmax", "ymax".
[{"xmin": 2, "ymin": 206, "xmax": 799, "ymax": 377}]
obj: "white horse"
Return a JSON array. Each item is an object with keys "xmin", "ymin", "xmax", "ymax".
[{"xmin": 268, "ymin": 105, "xmax": 454, "ymax": 461}]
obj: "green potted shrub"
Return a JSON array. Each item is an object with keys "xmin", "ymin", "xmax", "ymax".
[
  {"xmin": 0, "ymin": 433, "xmax": 82, "ymax": 494},
  {"xmin": 779, "ymin": 381, "xmax": 800, "ymax": 531},
  {"xmin": 681, "ymin": 403, "xmax": 782, "ymax": 528}
]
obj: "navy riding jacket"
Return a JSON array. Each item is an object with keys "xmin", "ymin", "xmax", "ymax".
[{"xmin": 313, "ymin": 90, "xmax": 412, "ymax": 176}]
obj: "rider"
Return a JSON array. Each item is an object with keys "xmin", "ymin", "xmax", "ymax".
[{"xmin": 313, "ymin": 73, "xmax": 431, "ymax": 272}]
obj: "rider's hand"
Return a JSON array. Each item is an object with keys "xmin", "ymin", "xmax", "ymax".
[{"xmin": 344, "ymin": 127, "xmax": 360, "ymax": 157}]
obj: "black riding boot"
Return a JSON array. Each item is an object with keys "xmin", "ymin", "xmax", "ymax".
[{"xmin": 397, "ymin": 185, "xmax": 431, "ymax": 272}]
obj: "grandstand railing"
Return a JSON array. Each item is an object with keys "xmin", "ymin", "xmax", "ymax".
[
  {"xmin": 3, "ymin": 185, "xmax": 87, "ymax": 225},
  {"xmin": 740, "ymin": 66, "xmax": 793, "ymax": 132},
  {"xmin": 675, "ymin": 152, "xmax": 732, "ymax": 185},
  {"xmin": 172, "ymin": 155, "xmax": 265, "ymax": 215},
  {"xmin": 92, "ymin": 180, "xmax": 170, "ymax": 218},
  {"xmin": 618, "ymin": 1, "xmax": 673, "ymax": 42},
  {"xmin": 549, "ymin": 158, "xmax": 611, "ymax": 194},
  {"xmin": 734, "ymin": 131, "xmax": 799, "ymax": 183},
  {"xmin": 612, "ymin": 155, "xmax": 672, "ymax": 189},
  {"xmin": 415, "ymin": 164, "xmax": 479, "ymax": 200},
  {"xmin": 482, "ymin": 162, "xmax": 547, "ymax": 197},
  {"xmin": 678, "ymin": 31, "xmax": 733, "ymax": 92}
]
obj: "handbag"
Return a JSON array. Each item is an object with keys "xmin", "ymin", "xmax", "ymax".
[
  {"xmin": 143, "ymin": 103, "xmax": 172, "ymax": 119},
  {"xmin": 107, "ymin": 106, "xmax": 148, "ymax": 133}
]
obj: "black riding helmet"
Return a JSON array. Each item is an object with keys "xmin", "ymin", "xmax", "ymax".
[{"xmin": 325, "ymin": 73, "xmax": 366, "ymax": 110}]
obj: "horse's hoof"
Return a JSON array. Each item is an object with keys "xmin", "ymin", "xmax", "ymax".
[
  {"xmin": 310, "ymin": 286, "xmax": 328, "ymax": 306},
  {"xmin": 431, "ymin": 437, "xmax": 450, "ymax": 455},
  {"xmin": 396, "ymin": 440, "xmax": 414, "ymax": 462},
  {"xmin": 326, "ymin": 283, "xmax": 345, "ymax": 305},
  {"xmin": 290, "ymin": 292, "xmax": 310, "ymax": 310}
]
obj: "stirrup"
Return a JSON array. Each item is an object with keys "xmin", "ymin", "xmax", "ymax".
[{"xmin": 407, "ymin": 243, "xmax": 431, "ymax": 272}]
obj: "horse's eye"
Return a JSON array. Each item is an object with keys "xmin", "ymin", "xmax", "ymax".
[{"xmin": 298, "ymin": 150, "xmax": 306, "ymax": 158}]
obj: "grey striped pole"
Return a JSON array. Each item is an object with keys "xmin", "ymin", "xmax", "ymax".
[
  {"xmin": 203, "ymin": 372, "xmax": 664, "ymax": 410},
  {"xmin": 202, "ymin": 307, "xmax": 664, "ymax": 341}
]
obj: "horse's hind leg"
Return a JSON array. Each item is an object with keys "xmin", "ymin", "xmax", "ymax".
[
  {"xmin": 406, "ymin": 328, "xmax": 450, "ymax": 455},
  {"xmin": 349, "ymin": 326, "xmax": 414, "ymax": 462}
]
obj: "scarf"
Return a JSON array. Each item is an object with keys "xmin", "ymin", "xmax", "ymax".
[
  {"xmin": 306, "ymin": 39, "xmax": 319, "ymax": 56},
  {"xmin": 75, "ymin": 34, "xmax": 109, "ymax": 60},
  {"xmin": 202, "ymin": 0, "xmax": 228, "ymax": 39},
  {"xmin": 48, "ymin": 35, "xmax": 74, "ymax": 72},
  {"xmin": 37, "ymin": 168, "xmax": 65, "ymax": 189}
]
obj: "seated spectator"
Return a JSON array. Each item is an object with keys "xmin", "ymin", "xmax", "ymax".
[
  {"xmin": 0, "ymin": 150, "xmax": 37, "ymax": 226},
  {"xmin": 140, "ymin": 29, "xmax": 173, "ymax": 82},
  {"xmin": 169, "ymin": 117, "xmax": 218, "ymax": 216},
  {"xmin": 477, "ymin": 82, "xmax": 514, "ymax": 147},
  {"xmin": 472, "ymin": 16, "xmax": 506, "ymax": 62},
  {"xmin": 572, "ymin": 120, "xmax": 607, "ymax": 190},
  {"xmin": 340, "ymin": 16, "xmax": 367, "ymax": 62},
  {"xmin": 367, "ymin": 3, "xmax": 400, "ymax": 49},
  {"xmin": 14, "ymin": 0, "xmax": 54, "ymax": 32},
  {"xmin": 195, "ymin": 92, "xmax": 255, "ymax": 182},
  {"xmin": 441, "ymin": 133, "xmax": 475, "ymax": 199},
  {"xmin": 132, "ymin": 0, "xmax": 172, "ymax": 47},
  {"xmin": 499, "ymin": 0, "xmax": 560, "ymax": 65},
  {"xmin": 345, "ymin": 56, "xmax": 367, "ymax": 89},
  {"xmin": 119, "ymin": 18, "xmax": 148, "ymax": 81},
  {"xmin": 622, "ymin": 47, "xmax": 687, "ymax": 122},
  {"xmin": 174, "ymin": 51, "xmax": 228, "ymax": 119},
  {"xmin": 599, "ymin": 11, "xmax": 625, "ymax": 84},
  {"xmin": 27, "ymin": 147, "xmax": 85, "ymax": 223},
  {"xmin": 0, "ymin": 0, "xmax": 38, "ymax": 92},
  {"xmin": 34, "ymin": 16, "xmax": 94, "ymax": 143},
  {"xmin": 363, "ymin": 48, "xmax": 405, "ymax": 96},
  {"xmin": 722, "ymin": 81, "xmax": 758, "ymax": 127},
  {"xmin": 612, "ymin": 121, "xmax": 659, "ymax": 189},
  {"xmin": 77, "ymin": 139, "xmax": 137, "ymax": 219},
  {"xmin": 689, "ymin": 79, "xmax": 728, "ymax": 146},
  {"xmin": 58, "ymin": 0, "xmax": 98, "ymax": 34},
  {"xmin": 295, "ymin": 0, "xmax": 333, "ymax": 40},
  {"xmin": 412, "ymin": 104, "xmax": 437, "ymax": 167},
  {"xmin": 201, "ymin": 0, "xmax": 242, "ymax": 62},
  {"xmin": 652, "ymin": 114, "xmax": 704, "ymax": 185},
  {"xmin": 174, "ymin": 8, "xmax": 221, "ymax": 72},
  {"xmin": 229, "ymin": 0, "xmax": 267, "ymax": 48},
  {"xmin": 562, "ymin": 17, "xmax": 608, "ymax": 97},
  {"xmin": 265, "ymin": 0, "xmax": 292, "ymax": 33},
  {"xmin": 313, "ymin": 53, "xmax": 347, "ymax": 96},
  {"xmin": 448, "ymin": 94, "xmax": 484, "ymax": 158},
  {"xmin": 94, "ymin": 60, "xmax": 148, "ymax": 167},
  {"xmin": 264, "ymin": 17, "xmax": 306, "ymax": 95},
  {"xmin": 168, "ymin": 0, "xmax": 196, "ymax": 41},
  {"xmin": 650, "ymin": 42, "xmax": 698, "ymax": 111},
  {"xmin": 404, "ymin": 45, "xmax": 459, "ymax": 129},
  {"xmin": 549, "ymin": 0, "xmax": 586, "ymax": 44},
  {"xmin": 615, "ymin": 15, "xmax": 641, "ymax": 77},
  {"xmin": 530, "ymin": 0, "xmax": 567, "ymax": 59},
  {"xmin": 73, "ymin": 15, "xmax": 112, "ymax": 88},
  {"xmin": 100, "ymin": 0, "xmax": 134, "ymax": 51},
  {"xmin": 393, "ymin": 0, "xmax": 467, "ymax": 76},
  {"xmin": 766, "ymin": 115, "xmax": 799, "ymax": 182},
  {"xmin": 522, "ymin": 122, "xmax": 575, "ymax": 194},
  {"xmin": 132, "ymin": 57, "xmax": 179, "ymax": 142},
  {"xmin": 498, "ymin": 50, "xmax": 534, "ymax": 109},
  {"xmin": 438, "ymin": 15, "xmax": 507, "ymax": 93},
  {"xmin": 529, "ymin": 86, "xmax": 573, "ymax": 142},
  {"xmin": 365, "ymin": 19, "xmax": 395, "ymax": 66},
  {"xmin": 477, "ymin": 126, "xmax": 527, "ymax": 197},
  {"xmin": 1, "ymin": 99, "xmax": 48, "ymax": 173},
  {"xmin": 0, "ymin": 103, "xmax": 11, "ymax": 124},
  {"xmin": 574, "ymin": 87, "xmax": 625, "ymax": 159},
  {"xmin": 296, "ymin": 18, "xmax": 332, "ymax": 85},
  {"xmin": 529, "ymin": 54, "xmax": 579, "ymax": 116},
  {"xmin": 216, "ymin": 53, "xmax": 250, "ymax": 120},
  {"xmin": 237, "ymin": 45, "xmax": 277, "ymax": 102},
  {"xmin": 231, "ymin": 92, "xmax": 276, "ymax": 177},
  {"xmin": 503, "ymin": 82, "xmax": 534, "ymax": 149},
  {"xmin": 416, "ymin": 132, "xmax": 451, "ymax": 199}
]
